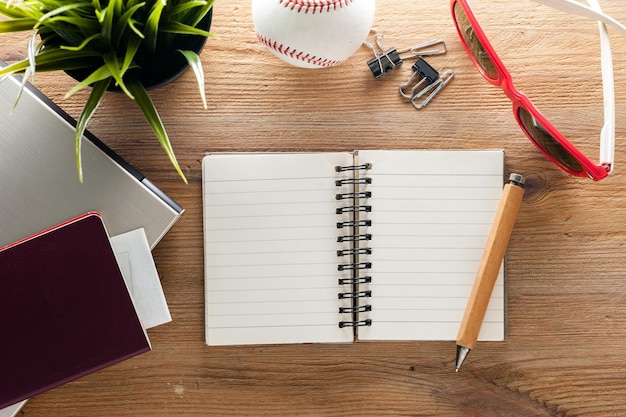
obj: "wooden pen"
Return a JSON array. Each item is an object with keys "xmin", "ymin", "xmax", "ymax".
[{"xmin": 455, "ymin": 173, "xmax": 525, "ymax": 372}]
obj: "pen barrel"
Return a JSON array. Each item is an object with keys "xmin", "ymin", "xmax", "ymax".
[{"xmin": 456, "ymin": 182, "xmax": 524, "ymax": 349}]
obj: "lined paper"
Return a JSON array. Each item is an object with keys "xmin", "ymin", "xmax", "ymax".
[
  {"xmin": 202, "ymin": 153, "xmax": 355, "ymax": 345},
  {"xmin": 202, "ymin": 150, "xmax": 505, "ymax": 345},
  {"xmin": 357, "ymin": 150, "xmax": 505, "ymax": 341}
]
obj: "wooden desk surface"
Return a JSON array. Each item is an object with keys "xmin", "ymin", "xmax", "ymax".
[{"xmin": 2, "ymin": 0, "xmax": 626, "ymax": 415}]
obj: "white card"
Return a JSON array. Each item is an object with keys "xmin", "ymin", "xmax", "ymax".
[
  {"xmin": 0, "ymin": 400, "xmax": 26, "ymax": 417},
  {"xmin": 111, "ymin": 228, "xmax": 172, "ymax": 329}
]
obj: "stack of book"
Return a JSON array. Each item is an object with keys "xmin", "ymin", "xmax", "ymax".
[{"xmin": 0, "ymin": 64, "xmax": 184, "ymax": 414}]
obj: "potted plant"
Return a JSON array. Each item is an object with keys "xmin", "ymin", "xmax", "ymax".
[{"xmin": 0, "ymin": 0, "xmax": 215, "ymax": 183}]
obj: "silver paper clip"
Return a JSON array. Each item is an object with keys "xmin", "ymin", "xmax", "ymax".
[
  {"xmin": 399, "ymin": 57, "xmax": 454, "ymax": 109},
  {"xmin": 364, "ymin": 34, "xmax": 447, "ymax": 78}
]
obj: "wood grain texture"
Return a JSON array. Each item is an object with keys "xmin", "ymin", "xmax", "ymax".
[{"xmin": 2, "ymin": 0, "xmax": 626, "ymax": 415}]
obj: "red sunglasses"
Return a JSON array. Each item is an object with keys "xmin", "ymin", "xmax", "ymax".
[{"xmin": 451, "ymin": 0, "xmax": 616, "ymax": 181}]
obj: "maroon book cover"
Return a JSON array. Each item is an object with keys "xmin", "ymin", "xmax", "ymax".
[{"xmin": 0, "ymin": 212, "xmax": 151, "ymax": 409}]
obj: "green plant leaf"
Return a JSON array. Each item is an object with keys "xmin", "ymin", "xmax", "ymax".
[
  {"xmin": 0, "ymin": 18, "xmax": 37, "ymax": 32},
  {"xmin": 160, "ymin": 21, "xmax": 213, "ymax": 37},
  {"xmin": 59, "ymin": 33, "xmax": 100, "ymax": 51},
  {"xmin": 99, "ymin": 0, "xmax": 114, "ymax": 44},
  {"xmin": 74, "ymin": 78, "xmax": 111, "ymax": 182},
  {"xmin": 35, "ymin": 3, "xmax": 91, "ymax": 29},
  {"xmin": 42, "ymin": 15, "xmax": 100, "ymax": 33},
  {"xmin": 116, "ymin": 2, "xmax": 146, "ymax": 42},
  {"xmin": 23, "ymin": 57, "xmax": 102, "ymax": 72},
  {"xmin": 0, "ymin": 2, "xmax": 32, "ymax": 19},
  {"xmin": 124, "ymin": 0, "xmax": 144, "ymax": 8},
  {"xmin": 179, "ymin": 0, "xmax": 214, "ymax": 27},
  {"xmin": 11, "ymin": 66, "xmax": 32, "ymax": 113},
  {"xmin": 94, "ymin": 7, "xmax": 105, "ymax": 23},
  {"xmin": 126, "ymin": 16, "xmax": 144, "ymax": 40},
  {"xmin": 0, "ymin": 49, "xmax": 101, "ymax": 77},
  {"xmin": 111, "ymin": 0, "xmax": 123, "ymax": 19},
  {"xmin": 168, "ymin": 0, "xmax": 208, "ymax": 18},
  {"xmin": 145, "ymin": 0, "xmax": 166, "ymax": 53},
  {"xmin": 103, "ymin": 51, "xmax": 133, "ymax": 98},
  {"xmin": 64, "ymin": 64, "xmax": 112, "ymax": 98},
  {"xmin": 126, "ymin": 76, "xmax": 188, "ymax": 184},
  {"xmin": 177, "ymin": 49, "xmax": 206, "ymax": 109},
  {"xmin": 26, "ymin": 33, "xmax": 39, "ymax": 81},
  {"xmin": 121, "ymin": 34, "xmax": 141, "ymax": 74}
]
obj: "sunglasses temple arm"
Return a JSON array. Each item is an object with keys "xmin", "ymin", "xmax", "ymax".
[
  {"xmin": 589, "ymin": 0, "xmax": 615, "ymax": 172},
  {"xmin": 530, "ymin": 0, "xmax": 626, "ymax": 40},
  {"xmin": 535, "ymin": 0, "xmax": 616, "ymax": 172}
]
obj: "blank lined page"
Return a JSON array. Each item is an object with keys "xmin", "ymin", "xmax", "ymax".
[
  {"xmin": 202, "ymin": 153, "xmax": 354, "ymax": 345},
  {"xmin": 357, "ymin": 150, "xmax": 505, "ymax": 341}
]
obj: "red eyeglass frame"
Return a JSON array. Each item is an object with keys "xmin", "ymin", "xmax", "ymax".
[{"xmin": 450, "ymin": 0, "xmax": 611, "ymax": 181}]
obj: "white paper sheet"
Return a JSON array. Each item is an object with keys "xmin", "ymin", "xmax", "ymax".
[
  {"xmin": 111, "ymin": 228, "xmax": 172, "ymax": 329},
  {"xmin": 0, "ymin": 400, "xmax": 25, "ymax": 417},
  {"xmin": 203, "ymin": 152, "xmax": 355, "ymax": 346}
]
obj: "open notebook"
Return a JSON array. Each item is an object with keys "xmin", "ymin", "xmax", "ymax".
[{"xmin": 202, "ymin": 150, "xmax": 505, "ymax": 346}]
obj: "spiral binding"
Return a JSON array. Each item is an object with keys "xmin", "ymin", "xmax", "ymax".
[
  {"xmin": 335, "ymin": 163, "xmax": 372, "ymax": 172},
  {"xmin": 339, "ymin": 319, "xmax": 372, "ymax": 329},
  {"xmin": 335, "ymin": 177, "xmax": 371, "ymax": 186},
  {"xmin": 338, "ymin": 276, "xmax": 372, "ymax": 285},
  {"xmin": 337, "ymin": 219, "xmax": 371, "ymax": 229},
  {"xmin": 336, "ymin": 205, "xmax": 371, "ymax": 215},
  {"xmin": 337, "ymin": 247, "xmax": 371, "ymax": 257},
  {"xmin": 336, "ymin": 191, "xmax": 372, "ymax": 201},
  {"xmin": 337, "ymin": 233, "xmax": 372, "ymax": 243},
  {"xmin": 335, "ymin": 161, "xmax": 373, "ymax": 329},
  {"xmin": 339, "ymin": 305, "xmax": 372, "ymax": 314},
  {"xmin": 338, "ymin": 262, "xmax": 371, "ymax": 272},
  {"xmin": 338, "ymin": 290, "xmax": 372, "ymax": 299}
]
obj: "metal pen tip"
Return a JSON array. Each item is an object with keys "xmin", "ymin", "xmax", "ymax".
[{"xmin": 455, "ymin": 345, "xmax": 471, "ymax": 372}]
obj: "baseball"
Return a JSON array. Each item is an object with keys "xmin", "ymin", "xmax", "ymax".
[{"xmin": 252, "ymin": 0, "xmax": 376, "ymax": 69}]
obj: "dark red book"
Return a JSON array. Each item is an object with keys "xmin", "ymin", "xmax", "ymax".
[{"xmin": 0, "ymin": 212, "xmax": 151, "ymax": 409}]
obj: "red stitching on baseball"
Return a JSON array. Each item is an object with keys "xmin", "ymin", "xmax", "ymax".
[
  {"xmin": 278, "ymin": 0, "xmax": 353, "ymax": 14},
  {"xmin": 257, "ymin": 34, "xmax": 344, "ymax": 67}
]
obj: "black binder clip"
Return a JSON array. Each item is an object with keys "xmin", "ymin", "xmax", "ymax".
[
  {"xmin": 364, "ymin": 33, "xmax": 446, "ymax": 79},
  {"xmin": 399, "ymin": 57, "xmax": 454, "ymax": 109}
]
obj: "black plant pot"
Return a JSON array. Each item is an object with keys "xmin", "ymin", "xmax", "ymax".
[{"xmin": 64, "ymin": 8, "xmax": 213, "ymax": 91}]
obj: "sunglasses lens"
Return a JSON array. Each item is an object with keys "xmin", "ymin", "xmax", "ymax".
[
  {"xmin": 453, "ymin": 2, "xmax": 498, "ymax": 80},
  {"xmin": 518, "ymin": 107, "xmax": 584, "ymax": 173}
]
